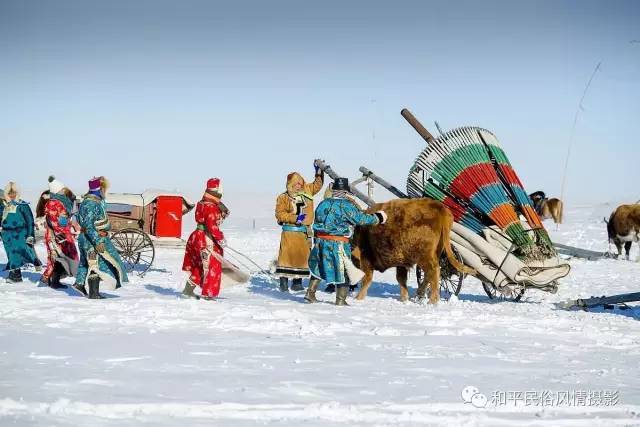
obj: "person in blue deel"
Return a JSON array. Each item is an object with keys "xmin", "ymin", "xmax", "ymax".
[{"xmin": 306, "ymin": 177, "xmax": 386, "ymax": 306}]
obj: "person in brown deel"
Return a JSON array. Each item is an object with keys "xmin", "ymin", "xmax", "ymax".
[{"xmin": 274, "ymin": 161, "xmax": 324, "ymax": 292}]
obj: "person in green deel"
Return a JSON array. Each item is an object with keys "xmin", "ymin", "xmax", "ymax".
[{"xmin": 0, "ymin": 182, "xmax": 39, "ymax": 283}]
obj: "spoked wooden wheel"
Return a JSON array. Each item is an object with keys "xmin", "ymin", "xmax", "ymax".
[
  {"xmin": 482, "ymin": 281, "xmax": 525, "ymax": 302},
  {"xmin": 416, "ymin": 247, "xmax": 465, "ymax": 301},
  {"xmin": 111, "ymin": 228, "xmax": 155, "ymax": 277}
]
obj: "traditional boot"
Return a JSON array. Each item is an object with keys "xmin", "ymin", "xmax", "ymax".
[
  {"xmin": 88, "ymin": 275, "xmax": 104, "ymax": 299},
  {"xmin": 324, "ymin": 284, "xmax": 336, "ymax": 293},
  {"xmin": 181, "ymin": 281, "xmax": 200, "ymax": 300},
  {"xmin": 6, "ymin": 269, "xmax": 23, "ymax": 283},
  {"xmin": 72, "ymin": 283, "xmax": 88, "ymax": 297},
  {"xmin": 48, "ymin": 264, "xmax": 68, "ymax": 289},
  {"xmin": 279, "ymin": 277, "xmax": 289, "ymax": 292},
  {"xmin": 39, "ymin": 275, "xmax": 49, "ymax": 286},
  {"xmin": 304, "ymin": 278, "xmax": 321, "ymax": 303},
  {"xmin": 290, "ymin": 278, "xmax": 304, "ymax": 292},
  {"xmin": 335, "ymin": 285, "xmax": 350, "ymax": 306}
]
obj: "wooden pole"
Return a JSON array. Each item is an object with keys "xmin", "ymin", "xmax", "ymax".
[
  {"xmin": 359, "ymin": 166, "xmax": 408, "ymax": 199},
  {"xmin": 400, "ymin": 108, "xmax": 435, "ymax": 143},
  {"xmin": 314, "ymin": 159, "xmax": 377, "ymax": 208}
]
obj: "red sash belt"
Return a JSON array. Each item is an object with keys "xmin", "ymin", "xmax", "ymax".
[{"xmin": 315, "ymin": 232, "xmax": 349, "ymax": 243}]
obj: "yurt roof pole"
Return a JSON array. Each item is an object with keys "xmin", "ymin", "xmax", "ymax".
[
  {"xmin": 314, "ymin": 159, "xmax": 377, "ymax": 208},
  {"xmin": 401, "ymin": 108, "xmax": 435, "ymax": 143},
  {"xmin": 358, "ymin": 166, "xmax": 408, "ymax": 199},
  {"xmin": 560, "ymin": 61, "xmax": 601, "ymax": 204}
]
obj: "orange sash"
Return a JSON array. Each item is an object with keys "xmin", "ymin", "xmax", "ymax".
[{"xmin": 315, "ymin": 232, "xmax": 349, "ymax": 243}]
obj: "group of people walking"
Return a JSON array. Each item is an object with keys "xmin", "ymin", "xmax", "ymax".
[
  {"xmin": 1, "ymin": 176, "xmax": 128, "ymax": 298},
  {"xmin": 2, "ymin": 163, "xmax": 387, "ymax": 307}
]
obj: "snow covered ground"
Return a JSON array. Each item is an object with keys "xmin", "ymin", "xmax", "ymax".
[{"xmin": 1, "ymin": 204, "xmax": 639, "ymax": 426}]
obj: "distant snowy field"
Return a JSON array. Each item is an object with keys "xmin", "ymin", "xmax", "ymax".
[{"xmin": 1, "ymin": 204, "xmax": 639, "ymax": 426}]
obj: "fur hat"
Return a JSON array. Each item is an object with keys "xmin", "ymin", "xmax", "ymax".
[
  {"xmin": 89, "ymin": 176, "xmax": 109, "ymax": 191},
  {"xmin": 3, "ymin": 181, "xmax": 19, "ymax": 201},
  {"xmin": 88, "ymin": 177, "xmax": 101, "ymax": 191},
  {"xmin": 48, "ymin": 175, "xmax": 65, "ymax": 194},
  {"xmin": 205, "ymin": 178, "xmax": 223, "ymax": 198},
  {"xmin": 88, "ymin": 176, "xmax": 109, "ymax": 192},
  {"xmin": 286, "ymin": 172, "xmax": 306, "ymax": 195}
]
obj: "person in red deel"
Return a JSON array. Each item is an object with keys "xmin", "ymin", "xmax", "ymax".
[
  {"xmin": 41, "ymin": 176, "xmax": 80, "ymax": 289},
  {"xmin": 181, "ymin": 178, "xmax": 228, "ymax": 300}
]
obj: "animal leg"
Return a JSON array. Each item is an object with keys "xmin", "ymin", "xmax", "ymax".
[
  {"xmin": 624, "ymin": 241, "xmax": 632, "ymax": 261},
  {"xmin": 396, "ymin": 267, "xmax": 409, "ymax": 302},
  {"xmin": 415, "ymin": 264, "xmax": 428, "ymax": 301},
  {"xmin": 425, "ymin": 259, "xmax": 441, "ymax": 305},
  {"xmin": 614, "ymin": 239, "xmax": 623, "ymax": 259},
  {"xmin": 355, "ymin": 264, "xmax": 374, "ymax": 301}
]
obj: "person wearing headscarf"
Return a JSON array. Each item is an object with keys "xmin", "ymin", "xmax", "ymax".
[
  {"xmin": 73, "ymin": 176, "xmax": 128, "ymax": 299},
  {"xmin": 306, "ymin": 177, "xmax": 386, "ymax": 306},
  {"xmin": 41, "ymin": 176, "xmax": 79, "ymax": 289},
  {"xmin": 182, "ymin": 178, "xmax": 228, "ymax": 300},
  {"xmin": 0, "ymin": 182, "xmax": 39, "ymax": 283},
  {"xmin": 274, "ymin": 161, "xmax": 324, "ymax": 292}
]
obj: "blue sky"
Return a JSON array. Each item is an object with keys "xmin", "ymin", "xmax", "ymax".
[{"xmin": 1, "ymin": 0, "xmax": 638, "ymax": 216}]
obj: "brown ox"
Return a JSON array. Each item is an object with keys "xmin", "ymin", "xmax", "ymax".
[
  {"xmin": 606, "ymin": 204, "xmax": 640, "ymax": 260},
  {"xmin": 351, "ymin": 198, "xmax": 474, "ymax": 304}
]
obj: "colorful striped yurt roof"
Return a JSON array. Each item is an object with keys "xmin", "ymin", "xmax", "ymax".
[{"xmin": 407, "ymin": 126, "xmax": 554, "ymax": 259}]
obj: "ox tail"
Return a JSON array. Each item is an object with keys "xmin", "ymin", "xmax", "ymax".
[
  {"xmin": 606, "ymin": 212, "xmax": 616, "ymax": 241},
  {"xmin": 441, "ymin": 214, "xmax": 476, "ymax": 276}
]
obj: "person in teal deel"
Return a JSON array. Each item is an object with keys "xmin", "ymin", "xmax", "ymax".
[
  {"xmin": 0, "ymin": 182, "xmax": 40, "ymax": 283},
  {"xmin": 306, "ymin": 177, "xmax": 386, "ymax": 306}
]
